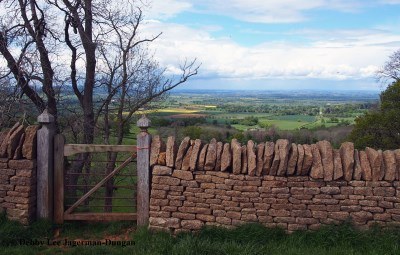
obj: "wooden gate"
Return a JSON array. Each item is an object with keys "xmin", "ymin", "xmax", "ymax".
[{"xmin": 53, "ymin": 134, "xmax": 140, "ymax": 223}]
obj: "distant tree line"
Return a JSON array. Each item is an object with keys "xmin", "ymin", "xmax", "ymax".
[{"xmin": 216, "ymin": 103, "xmax": 373, "ymax": 117}]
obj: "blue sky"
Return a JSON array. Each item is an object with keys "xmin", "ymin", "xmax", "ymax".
[{"xmin": 141, "ymin": 0, "xmax": 400, "ymax": 90}]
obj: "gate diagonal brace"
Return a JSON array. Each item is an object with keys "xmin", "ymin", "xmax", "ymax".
[{"xmin": 64, "ymin": 155, "xmax": 135, "ymax": 215}]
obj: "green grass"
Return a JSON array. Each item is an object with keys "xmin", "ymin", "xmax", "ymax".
[
  {"xmin": 260, "ymin": 119, "xmax": 310, "ymax": 130},
  {"xmin": 267, "ymin": 115, "xmax": 316, "ymax": 122},
  {"xmin": 231, "ymin": 124, "xmax": 255, "ymax": 131},
  {"xmin": 232, "ymin": 119, "xmax": 311, "ymax": 131},
  {"xmin": 1, "ymin": 214, "xmax": 400, "ymax": 255},
  {"xmin": 215, "ymin": 113, "xmax": 273, "ymax": 119}
]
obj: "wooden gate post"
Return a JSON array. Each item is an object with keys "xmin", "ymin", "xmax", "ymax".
[
  {"xmin": 37, "ymin": 109, "xmax": 56, "ymax": 220},
  {"xmin": 136, "ymin": 115, "xmax": 151, "ymax": 226},
  {"xmin": 54, "ymin": 134, "xmax": 65, "ymax": 224}
]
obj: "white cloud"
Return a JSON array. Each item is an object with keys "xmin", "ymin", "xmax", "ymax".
[
  {"xmin": 142, "ymin": 0, "xmax": 397, "ymax": 25},
  {"xmin": 144, "ymin": 0, "xmax": 192, "ymax": 19},
  {"xmin": 186, "ymin": 0, "xmax": 365, "ymax": 24},
  {"xmin": 142, "ymin": 21, "xmax": 400, "ymax": 84}
]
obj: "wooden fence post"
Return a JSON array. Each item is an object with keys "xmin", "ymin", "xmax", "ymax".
[
  {"xmin": 54, "ymin": 134, "xmax": 65, "ymax": 224},
  {"xmin": 136, "ymin": 115, "xmax": 151, "ymax": 226},
  {"xmin": 37, "ymin": 109, "xmax": 56, "ymax": 220}
]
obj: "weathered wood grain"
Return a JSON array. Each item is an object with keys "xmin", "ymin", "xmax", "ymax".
[
  {"xmin": 64, "ymin": 212, "xmax": 137, "ymax": 221},
  {"xmin": 54, "ymin": 134, "xmax": 65, "ymax": 224},
  {"xmin": 37, "ymin": 111, "xmax": 55, "ymax": 220},
  {"xmin": 137, "ymin": 130, "xmax": 151, "ymax": 226},
  {"xmin": 64, "ymin": 144, "xmax": 136, "ymax": 156}
]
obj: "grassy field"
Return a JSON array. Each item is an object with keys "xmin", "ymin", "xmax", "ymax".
[
  {"xmin": 259, "ymin": 119, "xmax": 309, "ymax": 130},
  {"xmin": 1, "ymin": 214, "xmax": 400, "ymax": 255},
  {"xmin": 145, "ymin": 105, "xmax": 355, "ymax": 131},
  {"xmin": 118, "ymin": 90, "xmax": 375, "ymax": 132}
]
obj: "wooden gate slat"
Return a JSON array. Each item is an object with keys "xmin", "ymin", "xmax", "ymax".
[
  {"xmin": 64, "ymin": 154, "xmax": 135, "ymax": 215},
  {"xmin": 64, "ymin": 144, "xmax": 136, "ymax": 157},
  {"xmin": 64, "ymin": 212, "xmax": 137, "ymax": 221}
]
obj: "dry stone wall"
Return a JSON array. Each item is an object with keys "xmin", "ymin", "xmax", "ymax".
[
  {"xmin": 0, "ymin": 123, "xmax": 38, "ymax": 224},
  {"xmin": 149, "ymin": 136, "xmax": 400, "ymax": 233}
]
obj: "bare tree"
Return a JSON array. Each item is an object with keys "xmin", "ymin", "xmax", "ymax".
[
  {"xmin": 377, "ymin": 49, "xmax": 400, "ymax": 83},
  {"xmin": 93, "ymin": 4, "xmax": 198, "ymax": 211},
  {"xmin": 0, "ymin": 0, "xmax": 198, "ymax": 207},
  {"xmin": 0, "ymin": 0, "xmax": 58, "ymax": 122},
  {"xmin": 0, "ymin": 79, "xmax": 24, "ymax": 128}
]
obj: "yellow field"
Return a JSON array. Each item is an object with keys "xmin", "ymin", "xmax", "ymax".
[
  {"xmin": 157, "ymin": 108, "xmax": 200, "ymax": 113},
  {"xmin": 126, "ymin": 108, "xmax": 200, "ymax": 116}
]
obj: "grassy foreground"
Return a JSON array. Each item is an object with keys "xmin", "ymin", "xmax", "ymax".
[{"xmin": 1, "ymin": 213, "xmax": 400, "ymax": 255}]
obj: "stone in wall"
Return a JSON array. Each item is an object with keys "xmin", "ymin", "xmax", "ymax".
[
  {"xmin": 276, "ymin": 139, "xmax": 290, "ymax": 176},
  {"xmin": 7, "ymin": 124, "xmax": 25, "ymax": 159},
  {"xmin": 197, "ymin": 144, "xmax": 208, "ymax": 171},
  {"xmin": 301, "ymin": 144, "xmax": 313, "ymax": 176},
  {"xmin": 241, "ymin": 145, "xmax": 248, "ymax": 174},
  {"xmin": 340, "ymin": 142, "xmax": 355, "ymax": 181},
  {"xmin": 359, "ymin": 150, "xmax": 372, "ymax": 181},
  {"xmin": 317, "ymin": 140, "xmax": 333, "ymax": 181},
  {"xmin": 270, "ymin": 143, "xmax": 280, "ymax": 176},
  {"xmin": 383, "ymin": 150, "xmax": 396, "ymax": 181},
  {"xmin": 256, "ymin": 143, "xmax": 265, "ymax": 176},
  {"xmin": 333, "ymin": 149, "xmax": 343, "ymax": 180},
  {"xmin": 247, "ymin": 140, "xmax": 256, "ymax": 176},
  {"xmin": 263, "ymin": 142, "xmax": 274, "ymax": 175},
  {"xmin": 176, "ymin": 137, "xmax": 191, "ymax": 170},
  {"xmin": 181, "ymin": 143, "xmax": 193, "ymax": 171},
  {"xmin": 296, "ymin": 144, "xmax": 304, "ymax": 175},
  {"xmin": 395, "ymin": 149, "xmax": 400, "ymax": 180},
  {"xmin": 166, "ymin": 136, "xmax": 178, "ymax": 168},
  {"xmin": 22, "ymin": 125, "xmax": 39, "ymax": 160},
  {"xmin": 231, "ymin": 139, "xmax": 241, "ymax": 174},
  {"xmin": 13, "ymin": 133, "xmax": 25, "ymax": 160},
  {"xmin": 158, "ymin": 152, "xmax": 166, "ymax": 165},
  {"xmin": 150, "ymin": 135, "xmax": 165, "ymax": 167},
  {"xmin": 366, "ymin": 147, "xmax": 384, "ymax": 181},
  {"xmin": 215, "ymin": 142, "xmax": 223, "ymax": 171},
  {"xmin": 0, "ymin": 130, "xmax": 9, "ymax": 146},
  {"xmin": 353, "ymin": 149, "xmax": 362, "ymax": 181},
  {"xmin": 205, "ymin": 139, "xmax": 217, "ymax": 171},
  {"xmin": 378, "ymin": 150, "xmax": 384, "ymax": 180},
  {"xmin": 190, "ymin": 139, "xmax": 202, "ymax": 171},
  {"xmin": 0, "ymin": 122, "xmax": 20, "ymax": 158},
  {"xmin": 221, "ymin": 143, "xmax": 232, "ymax": 172},
  {"xmin": 310, "ymin": 144, "xmax": 323, "ymax": 179},
  {"xmin": 287, "ymin": 143, "xmax": 298, "ymax": 176}
]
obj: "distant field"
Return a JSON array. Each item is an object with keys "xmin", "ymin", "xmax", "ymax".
[
  {"xmin": 267, "ymin": 115, "xmax": 316, "ymax": 122},
  {"xmin": 169, "ymin": 114, "xmax": 207, "ymax": 118},
  {"xmin": 259, "ymin": 119, "xmax": 310, "ymax": 130},
  {"xmin": 214, "ymin": 113, "xmax": 273, "ymax": 119},
  {"xmin": 132, "ymin": 106, "xmax": 356, "ymax": 131},
  {"xmin": 232, "ymin": 124, "xmax": 253, "ymax": 131},
  {"xmin": 130, "ymin": 90, "xmax": 375, "ymax": 132},
  {"xmin": 133, "ymin": 108, "xmax": 200, "ymax": 115}
]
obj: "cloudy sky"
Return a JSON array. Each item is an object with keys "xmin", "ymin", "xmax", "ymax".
[{"xmin": 141, "ymin": 0, "xmax": 400, "ymax": 90}]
